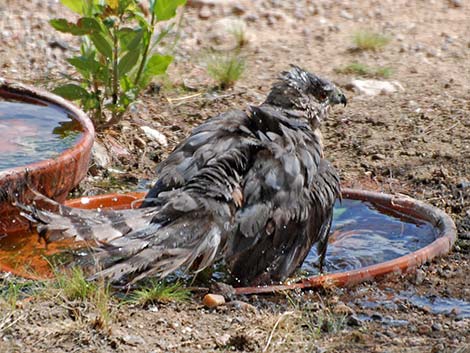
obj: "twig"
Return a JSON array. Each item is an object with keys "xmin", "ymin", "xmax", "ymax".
[
  {"xmin": 166, "ymin": 93, "xmax": 203, "ymax": 103},
  {"xmin": 263, "ymin": 311, "xmax": 294, "ymax": 352},
  {"xmin": 0, "ymin": 311, "xmax": 25, "ymax": 333}
]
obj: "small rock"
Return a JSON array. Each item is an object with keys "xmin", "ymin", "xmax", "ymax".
[
  {"xmin": 371, "ymin": 153, "xmax": 386, "ymax": 161},
  {"xmin": 105, "ymin": 136, "xmax": 131, "ymax": 160},
  {"xmin": 203, "ymin": 293, "xmax": 225, "ymax": 308},
  {"xmin": 371, "ymin": 313, "xmax": 383, "ymax": 321},
  {"xmin": 140, "ymin": 126, "xmax": 168, "ymax": 147},
  {"xmin": 215, "ymin": 333, "xmax": 231, "ymax": 346},
  {"xmin": 211, "ymin": 282, "xmax": 236, "ymax": 297},
  {"xmin": 347, "ymin": 315, "xmax": 363, "ymax": 327},
  {"xmin": 91, "ymin": 141, "xmax": 111, "ymax": 169},
  {"xmin": 48, "ymin": 40, "xmax": 68, "ymax": 50},
  {"xmin": 226, "ymin": 300, "xmax": 257, "ymax": 313},
  {"xmin": 340, "ymin": 10, "xmax": 353, "ymax": 20},
  {"xmin": 199, "ymin": 6, "xmax": 212, "ymax": 19},
  {"xmin": 187, "ymin": 0, "xmax": 235, "ymax": 8},
  {"xmin": 414, "ymin": 269, "xmax": 425, "ymax": 285},
  {"xmin": 333, "ymin": 302, "xmax": 355, "ymax": 315},
  {"xmin": 351, "ymin": 79, "xmax": 405, "ymax": 96},
  {"xmin": 448, "ymin": 0, "xmax": 462, "ymax": 7},
  {"xmin": 418, "ymin": 324, "xmax": 431, "ymax": 335},
  {"xmin": 121, "ymin": 335, "xmax": 146, "ymax": 346},
  {"xmin": 231, "ymin": 4, "xmax": 246, "ymax": 15},
  {"xmin": 432, "ymin": 323, "xmax": 443, "ymax": 331}
]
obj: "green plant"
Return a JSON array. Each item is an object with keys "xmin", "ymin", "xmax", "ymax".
[
  {"xmin": 91, "ymin": 279, "xmax": 113, "ymax": 330},
  {"xmin": 285, "ymin": 292, "xmax": 347, "ymax": 339},
  {"xmin": 50, "ymin": 0, "xmax": 186, "ymax": 129},
  {"xmin": 1, "ymin": 280, "xmax": 22, "ymax": 310},
  {"xmin": 352, "ymin": 30, "xmax": 390, "ymax": 51},
  {"xmin": 53, "ymin": 266, "xmax": 98, "ymax": 301},
  {"xmin": 205, "ymin": 52, "xmax": 245, "ymax": 89},
  {"xmin": 128, "ymin": 280, "xmax": 190, "ymax": 306},
  {"xmin": 228, "ymin": 20, "xmax": 249, "ymax": 49},
  {"xmin": 336, "ymin": 62, "xmax": 393, "ymax": 78}
]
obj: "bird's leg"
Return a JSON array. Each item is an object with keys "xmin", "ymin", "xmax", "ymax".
[{"xmin": 318, "ymin": 246, "xmax": 327, "ymax": 274}]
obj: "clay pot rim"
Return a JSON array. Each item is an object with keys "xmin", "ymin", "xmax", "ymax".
[
  {"xmin": 65, "ymin": 188, "xmax": 457, "ymax": 295},
  {"xmin": 0, "ymin": 78, "xmax": 95, "ymax": 177}
]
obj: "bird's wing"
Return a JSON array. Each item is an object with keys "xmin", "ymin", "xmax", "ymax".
[
  {"xmin": 226, "ymin": 106, "xmax": 340, "ymax": 285},
  {"xmin": 141, "ymin": 109, "xmax": 257, "ymax": 207}
]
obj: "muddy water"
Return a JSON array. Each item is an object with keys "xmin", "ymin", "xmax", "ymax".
[
  {"xmin": 302, "ymin": 199, "xmax": 438, "ymax": 275},
  {"xmin": 0, "ymin": 229, "xmax": 83, "ymax": 278},
  {"xmin": 0, "ymin": 96, "xmax": 83, "ymax": 171},
  {"xmin": 0, "ymin": 199, "xmax": 439, "ymax": 281}
]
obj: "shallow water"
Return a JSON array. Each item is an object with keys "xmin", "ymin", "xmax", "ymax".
[
  {"xmin": 301, "ymin": 199, "xmax": 438, "ymax": 275},
  {"xmin": 355, "ymin": 290, "xmax": 470, "ymax": 319},
  {"xmin": 0, "ymin": 96, "xmax": 83, "ymax": 171},
  {"xmin": 0, "ymin": 199, "xmax": 439, "ymax": 281}
]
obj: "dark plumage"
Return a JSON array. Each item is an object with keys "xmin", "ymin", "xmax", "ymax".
[{"xmin": 21, "ymin": 66, "xmax": 345, "ymax": 286}]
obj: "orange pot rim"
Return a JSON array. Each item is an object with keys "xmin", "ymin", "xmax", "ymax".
[
  {"xmin": 64, "ymin": 189, "xmax": 457, "ymax": 294},
  {"xmin": 0, "ymin": 78, "xmax": 95, "ymax": 178}
]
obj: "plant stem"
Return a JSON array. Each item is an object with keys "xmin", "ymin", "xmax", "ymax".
[
  {"xmin": 134, "ymin": 10, "xmax": 156, "ymax": 86},
  {"xmin": 111, "ymin": 26, "xmax": 119, "ymax": 122}
]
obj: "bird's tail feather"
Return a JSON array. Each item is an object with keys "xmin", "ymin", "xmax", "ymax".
[
  {"xmin": 18, "ymin": 193, "xmax": 224, "ymax": 285},
  {"xmin": 88, "ymin": 215, "xmax": 223, "ymax": 285}
]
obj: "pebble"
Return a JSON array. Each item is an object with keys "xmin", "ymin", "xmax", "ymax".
[
  {"xmin": 371, "ymin": 313, "xmax": 383, "ymax": 321},
  {"xmin": 121, "ymin": 335, "xmax": 146, "ymax": 346},
  {"xmin": 448, "ymin": 0, "xmax": 462, "ymax": 7},
  {"xmin": 91, "ymin": 141, "xmax": 111, "ymax": 169},
  {"xmin": 351, "ymin": 79, "xmax": 405, "ymax": 96},
  {"xmin": 214, "ymin": 333, "xmax": 231, "ymax": 346},
  {"xmin": 140, "ymin": 126, "xmax": 168, "ymax": 147},
  {"xmin": 199, "ymin": 6, "xmax": 212, "ymax": 19},
  {"xmin": 203, "ymin": 293, "xmax": 225, "ymax": 308},
  {"xmin": 431, "ymin": 323, "xmax": 443, "ymax": 331},
  {"xmin": 347, "ymin": 315, "xmax": 363, "ymax": 327},
  {"xmin": 225, "ymin": 300, "xmax": 257, "ymax": 313},
  {"xmin": 333, "ymin": 302, "xmax": 355, "ymax": 315}
]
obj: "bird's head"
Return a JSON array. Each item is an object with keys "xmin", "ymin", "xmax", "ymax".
[{"xmin": 265, "ymin": 65, "xmax": 347, "ymax": 127}]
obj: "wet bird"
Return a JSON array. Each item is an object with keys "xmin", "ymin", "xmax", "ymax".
[{"xmin": 21, "ymin": 66, "xmax": 346, "ymax": 286}]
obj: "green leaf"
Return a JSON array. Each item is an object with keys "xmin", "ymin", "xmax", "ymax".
[
  {"xmin": 53, "ymin": 84, "xmax": 90, "ymax": 100},
  {"xmin": 145, "ymin": 54, "xmax": 173, "ymax": 75},
  {"xmin": 127, "ymin": 30, "xmax": 144, "ymax": 50},
  {"xmin": 118, "ymin": 28, "xmax": 143, "ymax": 51},
  {"xmin": 140, "ymin": 54, "xmax": 172, "ymax": 87},
  {"xmin": 60, "ymin": 0, "xmax": 100, "ymax": 15},
  {"xmin": 120, "ymin": 76, "xmax": 134, "ymax": 92},
  {"xmin": 77, "ymin": 17, "xmax": 102, "ymax": 33},
  {"xmin": 118, "ymin": 48, "xmax": 141, "ymax": 76},
  {"xmin": 60, "ymin": 0, "xmax": 87, "ymax": 15},
  {"xmin": 67, "ymin": 56, "xmax": 100, "ymax": 74},
  {"xmin": 90, "ymin": 33, "xmax": 113, "ymax": 59},
  {"xmin": 49, "ymin": 19, "xmax": 88, "ymax": 35},
  {"xmin": 106, "ymin": 0, "xmax": 119, "ymax": 10},
  {"xmin": 153, "ymin": 0, "xmax": 186, "ymax": 21}
]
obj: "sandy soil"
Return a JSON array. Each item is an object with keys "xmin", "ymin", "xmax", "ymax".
[{"xmin": 0, "ymin": 0, "xmax": 469, "ymax": 352}]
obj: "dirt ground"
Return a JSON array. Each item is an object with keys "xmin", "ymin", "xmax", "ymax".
[{"xmin": 0, "ymin": 0, "xmax": 469, "ymax": 352}]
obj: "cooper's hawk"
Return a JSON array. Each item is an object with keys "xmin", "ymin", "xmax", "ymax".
[{"xmin": 22, "ymin": 66, "xmax": 346, "ymax": 286}]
